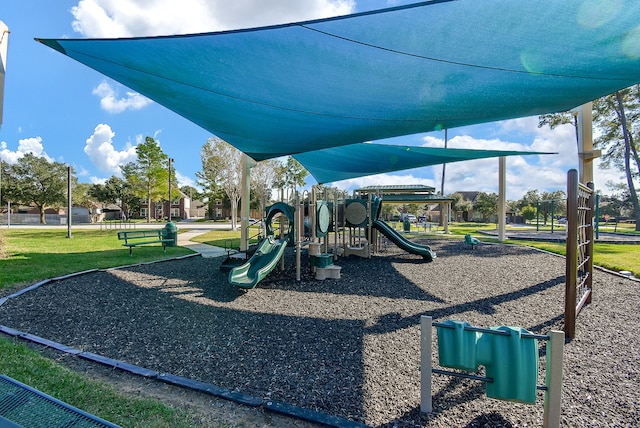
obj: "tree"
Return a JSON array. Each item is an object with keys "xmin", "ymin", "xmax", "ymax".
[
  {"xmin": 540, "ymin": 190, "xmax": 566, "ymax": 224},
  {"xmin": 593, "ymin": 87, "xmax": 640, "ymax": 230},
  {"xmin": 2, "ymin": 153, "xmax": 69, "ymax": 224},
  {"xmin": 448, "ymin": 192, "xmax": 473, "ymax": 221},
  {"xmin": 121, "ymin": 136, "xmax": 168, "ymax": 222},
  {"xmin": 520, "ymin": 205, "xmax": 537, "ymax": 223},
  {"xmin": 473, "ymin": 192, "xmax": 498, "ymax": 223},
  {"xmin": 73, "ymin": 183, "xmax": 100, "ymax": 215},
  {"xmin": 516, "ymin": 189, "xmax": 541, "ymax": 210},
  {"xmin": 381, "ymin": 203, "xmax": 398, "ymax": 221},
  {"xmin": 539, "ymin": 86, "xmax": 640, "ymax": 231},
  {"xmin": 89, "ymin": 176, "xmax": 140, "ymax": 218},
  {"xmin": 250, "ymin": 159, "xmax": 279, "ymax": 217},
  {"xmin": 273, "ymin": 156, "xmax": 308, "ymax": 200},
  {"xmin": 180, "ymin": 185, "xmax": 201, "ymax": 201},
  {"xmin": 198, "ymin": 137, "xmax": 243, "ymax": 230}
]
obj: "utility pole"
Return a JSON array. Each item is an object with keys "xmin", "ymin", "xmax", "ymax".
[
  {"xmin": 168, "ymin": 158, "xmax": 174, "ymax": 222},
  {"xmin": 67, "ymin": 166, "xmax": 72, "ymax": 238}
]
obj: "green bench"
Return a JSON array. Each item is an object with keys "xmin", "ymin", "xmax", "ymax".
[{"xmin": 117, "ymin": 229, "xmax": 174, "ymax": 256}]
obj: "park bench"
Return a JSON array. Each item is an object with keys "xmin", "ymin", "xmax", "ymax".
[
  {"xmin": 464, "ymin": 233, "xmax": 481, "ymax": 249},
  {"xmin": 0, "ymin": 374, "xmax": 120, "ymax": 427},
  {"xmin": 117, "ymin": 229, "xmax": 174, "ymax": 256}
]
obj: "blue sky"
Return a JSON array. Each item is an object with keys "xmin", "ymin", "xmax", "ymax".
[{"xmin": 0, "ymin": 0, "xmax": 625, "ymax": 200}]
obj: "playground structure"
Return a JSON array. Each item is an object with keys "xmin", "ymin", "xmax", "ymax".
[{"xmin": 227, "ymin": 187, "xmax": 437, "ymax": 289}]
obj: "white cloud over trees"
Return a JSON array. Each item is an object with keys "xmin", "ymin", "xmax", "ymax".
[
  {"xmin": 83, "ymin": 123, "xmax": 138, "ymax": 175},
  {"xmin": 0, "ymin": 137, "xmax": 54, "ymax": 164}
]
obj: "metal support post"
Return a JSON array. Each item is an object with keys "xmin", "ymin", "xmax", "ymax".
[
  {"xmin": 543, "ymin": 330, "xmax": 564, "ymax": 428},
  {"xmin": 420, "ymin": 315, "xmax": 433, "ymax": 414}
]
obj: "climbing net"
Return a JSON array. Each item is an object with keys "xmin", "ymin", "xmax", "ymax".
[{"xmin": 565, "ymin": 170, "xmax": 594, "ymax": 339}]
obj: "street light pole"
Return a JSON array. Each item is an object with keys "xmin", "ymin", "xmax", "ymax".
[{"xmin": 168, "ymin": 158, "xmax": 174, "ymax": 222}]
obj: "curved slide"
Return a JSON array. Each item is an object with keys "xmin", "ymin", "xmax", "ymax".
[
  {"xmin": 228, "ymin": 235, "xmax": 290, "ymax": 289},
  {"xmin": 373, "ymin": 219, "xmax": 436, "ymax": 262}
]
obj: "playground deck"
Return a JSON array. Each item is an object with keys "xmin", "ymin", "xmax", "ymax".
[{"xmin": 0, "ymin": 239, "xmax": 638, "ymax": 427}]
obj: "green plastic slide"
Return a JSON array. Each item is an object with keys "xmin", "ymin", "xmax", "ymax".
[
  {"xmin": 372, "ymin": 219, "xmax": 436, "ymax": 261},
  {"xmin": 228, "ymin": 236, "xmax": 290, "ymax": 289}
]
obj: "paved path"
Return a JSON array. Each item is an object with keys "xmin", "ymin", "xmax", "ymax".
[{"xmin": 177, "ymin": 228, "xmax": 231, "ymax": 258}]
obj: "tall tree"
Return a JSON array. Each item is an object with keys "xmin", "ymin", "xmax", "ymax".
[
  {"xmin": 273, "ymin": 156, "xmax": 308, "ymax": 200},
  {"xmin": 121, "ymin": 136, "xmax": 168, "ymax": 222},
  {"xmin": 448, "ymin": 192, "xmax": 473, "ymax": 221},
  {"xmin": 89, "ymin": 176, "xmax": 140, "ymax": 218},
  {"xmin": 473, "ymin": 192, "xmax": 499, "ymax": 223},
  {"xmin": 250, "ymin": 159, "xmax": 279, "ymax": 218},
  {"xmin": 537, "ymin": 190, "xmax": 566, "ymax": 225},
  {"xmin": 180, "ymin": 185, "xmax": 201, "ymax": 201},
  {"xmin": 594, "ymin": 87, "xmax": 640, "ymax": 230},
  {"xmin": 2, "ymin": 153, "xmax": 69, "ymax": 224},
  {"xmin": 199, "ymin": 137, "xmax": 243, "ymax": 230},
  {"xmin": 73, "ymin": 183, "xmax": 99, "ymax": 213},
  {"xmin": 539, "ymin": 86, "xmax": 640, "ymax": 230}
]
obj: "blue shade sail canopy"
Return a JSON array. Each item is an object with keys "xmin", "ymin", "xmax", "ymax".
[
  {"xmin": 293, "ymin": 143, "xmax": 552, "ymax": 184},
  {"xmin": 36, "ymin": 0, "xmax": 640, "ymax": 162}
]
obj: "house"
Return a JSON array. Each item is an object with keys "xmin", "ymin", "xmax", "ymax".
[
  {"xmin": 138, "ymin": 190, "xmax": 191, "ymax": 220},
  {"xmin": 455, "ymin": 191, "xmax": 482, "ymax": 222}
]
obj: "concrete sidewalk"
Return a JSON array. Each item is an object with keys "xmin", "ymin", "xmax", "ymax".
[{"xmin": 177, "ymin": 229, "xmax": 232, "ymax": 258}]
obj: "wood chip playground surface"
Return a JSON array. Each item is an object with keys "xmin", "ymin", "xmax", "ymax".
[{"xmin": 0, "ymin": 238, "xmax": 638, "ymax": 427}]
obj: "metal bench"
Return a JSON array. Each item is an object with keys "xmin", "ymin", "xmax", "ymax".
[
  {"xmin": 0, "ymin": 375, "xmax": 120, "ymax": 427},
  {"xmin": 117, "ymin": 229, "xmax": 174, "ymax": 256}
]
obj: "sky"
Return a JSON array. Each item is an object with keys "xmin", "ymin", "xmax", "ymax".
[{"xmin": 0, "ymin": 0, "xmax": 628, "ymax": 201}]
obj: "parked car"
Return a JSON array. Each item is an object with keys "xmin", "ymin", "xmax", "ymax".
[
  {"xmin": 557, "ymin": 217, "xmax": 567, "ymax": 224},
  {"xmin": 401, "ymin": 213, "xmax": 418, "ymax": 223}
]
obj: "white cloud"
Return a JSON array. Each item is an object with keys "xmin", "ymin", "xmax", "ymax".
[
  {"xmin": 175, "ymin": 170, "xmax": 197, "ymax": 189},
  {"xmin": 0, "ymin": 137, "xmax": 54, "ymax": 164},
  {"xmin": 414, "ymin": 119, "xmax": 583, "ymax": 199},
  {"xmin": 89, "ymin": 176, "xmax": 108, "ymax": 185},
  {"xmin": 71, "ymin": 0, "xmax": 356, "ymax": 38},
  {"xmin": 92, "ymin": 80, "xmax": 152, "ymax": 113},
  {"xmin": 83, "ymin": 124, "xmax": 138, "ymax": 175}
]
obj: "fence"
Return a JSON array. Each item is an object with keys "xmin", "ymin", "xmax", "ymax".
[
  {"xmin": 565, "ymin": 169, "xmax": 594, "ymax": 339},
  {"xmin": 0, "ymin": 213, "xmax": 92, "ymax": 225}
]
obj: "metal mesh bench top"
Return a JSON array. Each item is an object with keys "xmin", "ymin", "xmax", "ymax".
[{"xmin": 0, "ymin": 375, "xmax": 120, "ymax": 428}]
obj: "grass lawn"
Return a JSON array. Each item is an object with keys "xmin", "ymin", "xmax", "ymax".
[
  {"xmin": 0, "ymin": 338, "xmax": 205, "ymax": 428},
  {"xmin": 189, "ymin": 225, "xmax": 262, "ymax": 249},
  {"xmin": 0, "ymin": 229, "xmax": 193, "ymax": 290},
  {"xmin": 0, "ymin": 227, "xmax": 223, "ymax": 427},
  {"xmin": 498, "ymin": 240, "xmax": 640, "ymax": 277},
  {"xmin": 432, "ymin": 223, "xmax": 640, "ymax": 277}
]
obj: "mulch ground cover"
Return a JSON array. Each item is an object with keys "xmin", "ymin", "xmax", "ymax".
[{"xmin": 1, "ymin": 239, "xmax": 638, "ymax": 427}]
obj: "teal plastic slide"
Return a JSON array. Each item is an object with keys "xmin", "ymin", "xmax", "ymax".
[
  {"xmin": 228, "ymin": 235, "xmax": 290, "ymax": 289},
  {"xmin": 372, "ymin": 219, "xmax": 436, "ymax": 261}
]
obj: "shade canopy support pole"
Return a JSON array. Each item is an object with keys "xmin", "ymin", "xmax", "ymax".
[{"xmin": 498, "ymin": 157, "xmax": 506, "ymax": 242}]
